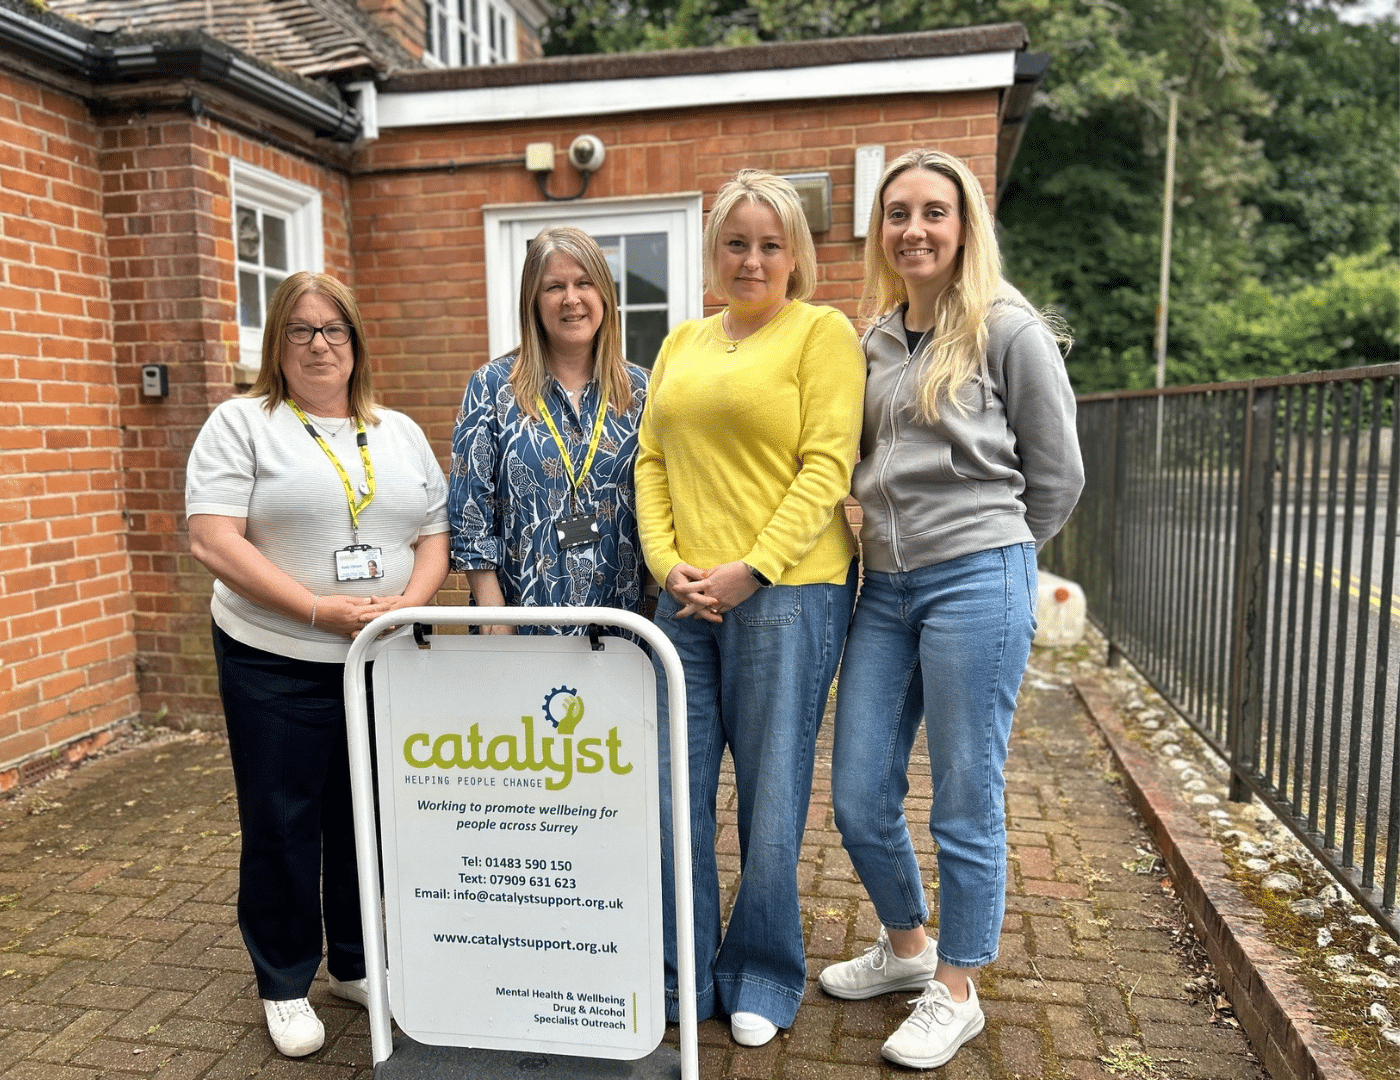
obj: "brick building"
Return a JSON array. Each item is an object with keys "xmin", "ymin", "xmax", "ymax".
[{"xmin": 0, "ymin": 0, "xmax": 1043, "ymax": 788}]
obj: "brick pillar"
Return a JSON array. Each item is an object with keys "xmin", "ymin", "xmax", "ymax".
[{"xmin": 102, "ymin": 111, "xmax": 240, "ymax": 729}]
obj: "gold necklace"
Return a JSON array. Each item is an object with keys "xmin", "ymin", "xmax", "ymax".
[{"xmin": 720, "ymin": 311, "xmax": 740, "ymax": 353}]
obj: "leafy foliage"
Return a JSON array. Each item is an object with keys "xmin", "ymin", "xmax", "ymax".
[{"xmin": 544, "ymin": 0, "xmax": 1400, "ymax": 390}]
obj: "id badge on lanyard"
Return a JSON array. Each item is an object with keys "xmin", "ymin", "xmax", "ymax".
[
  {"xmin": 335, "ymin": 543, "xmax": 384, "ymax": 581},
  {"xmin": 285, "ymin": 401, "xmax": 382, "ymax": 580},
  {"xmin": 538, "ymin": 391, "xmax": 608, "ymax": 551}
]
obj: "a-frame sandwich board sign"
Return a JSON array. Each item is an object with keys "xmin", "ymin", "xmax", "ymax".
[{"xmin": 344, "ymin": 606, "xmax": 698, "ymax": 1080}]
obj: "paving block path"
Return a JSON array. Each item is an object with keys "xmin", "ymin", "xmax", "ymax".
[{"xmin": 0, "ymin": 681, "xmax": 1264, "ymax": 1079}]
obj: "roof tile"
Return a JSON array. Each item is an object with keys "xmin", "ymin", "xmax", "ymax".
[{"xmin": 48, "ymin": 0, "xmax": 419, "ymax": 80}]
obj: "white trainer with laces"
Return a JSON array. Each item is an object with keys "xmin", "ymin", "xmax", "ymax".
[
  {"xmin": 881, "ymin": 978, "xmax": 985, "ymax": 1069},
  {"xmin": 818, "ymin": 927, "xmax": 939, "ymax": 1000},
  {"xmin": 262, "ymin": 997, "xmax": 325, "ymax": 1057},
  {"xmin": 329, "ymin": 975, "xmax": 369, "ymax": 1008}
]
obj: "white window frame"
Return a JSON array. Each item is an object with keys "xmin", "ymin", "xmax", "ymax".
[
  {"xmin": 424, "ymin": 0, "xmax": 516, "ymax": 67},
  {"xmin": 481, "ymin": 194, "xmax": 705, "ymax": 363},
  {"xmin": 230, "ymin": 160, "xmax": 324, "ymax": 379}
]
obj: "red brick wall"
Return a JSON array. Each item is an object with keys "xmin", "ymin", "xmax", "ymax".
[
  {"xmin": 355, "ymin": 0, "xmax": 429, "ymax": 62},
  {"xmin": 515, "ymin": 21, "xmax": 544, "ymax": 62},
  {"xmin": 101, "ymin": 111, "xmax": 354, "ymax": 729},
  {"xmin": 0, "ymin": 69, "xmax": 138, "ymax": 784}
]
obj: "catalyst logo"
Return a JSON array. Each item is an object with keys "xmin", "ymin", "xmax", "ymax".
[
  {"xmin": 543, "ymin": 686, "xmax": 584, "ymax": 733},
  {"xmin": 403, "ymin": 690, "xmax": 632, "ymax": 791}
]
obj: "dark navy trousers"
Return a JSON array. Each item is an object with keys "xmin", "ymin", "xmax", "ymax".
[{"xmin": 212, "ymin": 622, "xmax": 367, "ymax": 1000}]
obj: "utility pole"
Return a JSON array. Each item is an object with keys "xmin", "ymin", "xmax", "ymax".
[{"xmin": 1154, "ymin": 91, "xmax": 1178, "ymax": 467}]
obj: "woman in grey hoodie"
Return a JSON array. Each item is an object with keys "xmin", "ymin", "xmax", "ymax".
[{"xmin": 817, "ymin": 149, "xmax": 1084, "ymax": 1069}]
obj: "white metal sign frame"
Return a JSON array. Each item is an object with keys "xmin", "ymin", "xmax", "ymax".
[{"xmin": 344, "ymin": 606, "xmax": 697, "ymax": 1080}]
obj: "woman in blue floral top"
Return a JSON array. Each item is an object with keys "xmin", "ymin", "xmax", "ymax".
[{"xmin": 448, "ymin": 226, "xmax": 650, "ymax": 633}]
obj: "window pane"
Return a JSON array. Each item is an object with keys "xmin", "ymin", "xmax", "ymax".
[
  {"xmin": 594, "ymin": 235, "xmax": 621, "ymax": 295},
  {"xmin": 264, "ymin": 274, "xmax": 285, "ymax": 317},
  {"xmin": 236, "ymin": 205, "xmax": 260, "ymax": 262},
  {"xmin": 424, "ymin": 0, "xmax": 434, "ymax": 52},
  {"xmin": 262, "ymin": 215, "xmax": 287, "ymax": 270},
  {"xmin": 239, "ymin": 270, "xmax": 262, "ymax": 328},
  {"xmin": 626, "ymin": 233, "xmax": 667, "ymax": 304},
  {"xmin": 625, "ymin": 309, "xmax": 669, "ymax": 370}
]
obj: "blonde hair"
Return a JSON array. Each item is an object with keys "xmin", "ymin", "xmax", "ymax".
[
  {"xmin": 703, "ymin": 169, "xmax": 816, "ymax": 303},
  {"xmin": 251, "ymin": 272, "xmax": 379, "ymax": 423},
  {"xmin": 509, "ymin": 226, "xmax": 634, "ymax": 421},
  {"xmin": 860, "ymin": 150, "xmax": 1066, "ymax": 423}
]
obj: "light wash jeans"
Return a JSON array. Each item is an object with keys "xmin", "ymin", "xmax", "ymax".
[
  {"xmin": 655, "ymin": 562, "xmax": 857, "ymax": 1026},
  {"xmin": 830, "ymin": 543, "xmax": 1037, "ymax": 969}
]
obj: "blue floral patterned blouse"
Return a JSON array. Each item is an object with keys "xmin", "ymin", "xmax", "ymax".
[{"xmin": 448, "ymin": 356, "xmax": 650, "ymax": 635}]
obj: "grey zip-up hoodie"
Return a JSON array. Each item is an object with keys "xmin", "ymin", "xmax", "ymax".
[{"xmin": 852, "ymin": 298, "xmax": 1084, "ymax": 574}]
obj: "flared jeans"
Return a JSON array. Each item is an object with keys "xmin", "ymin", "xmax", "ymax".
[{"xmin": 655, "ymin": 562, "xmax": 857, "ymax": 1026}]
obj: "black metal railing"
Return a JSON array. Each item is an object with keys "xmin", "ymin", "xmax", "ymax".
[{"xmin": 1043, "ymin": 364, "xmax": 1400, "ymax": 938}]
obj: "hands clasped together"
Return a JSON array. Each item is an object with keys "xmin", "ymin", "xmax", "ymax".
[
  {"xmin": 313, "ymin": 593, "xmax": 419, "ymax": 639},
  {"xmin": 664, "ymin": 560, "xmax": 760, "ymax": 622}
]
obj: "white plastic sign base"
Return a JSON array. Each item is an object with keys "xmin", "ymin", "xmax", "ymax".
[{"xmin": 372, "ymin": 632, "xmax": 664, "ymax": 1058}]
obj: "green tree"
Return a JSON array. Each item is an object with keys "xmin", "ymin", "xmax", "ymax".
[
  {"xmin": 1245, "ymin": 1, "xmax": 1400, "ymax": 284},
  {"xmin": 1175, "ymin": 248, "xmax": 1400, "ymax": 383}
]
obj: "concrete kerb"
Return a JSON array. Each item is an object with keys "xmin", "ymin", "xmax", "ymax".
[{"xmin": 1075, "ymin": 677, "xmax": 1365, "ymax": 1080}]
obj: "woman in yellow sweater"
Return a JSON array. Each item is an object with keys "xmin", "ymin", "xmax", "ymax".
[{"xmin": 636, "ymin": 169, "xmax": 865, "ymax": 1046}]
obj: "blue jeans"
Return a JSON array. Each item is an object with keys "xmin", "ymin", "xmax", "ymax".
[
  {"xmin": 655, "ymin": 562, "xmax": 857, "ymax": 1027},
  {"xmin": 830, "ymin": 544, "xmax": 1037, "ymax": 969}
]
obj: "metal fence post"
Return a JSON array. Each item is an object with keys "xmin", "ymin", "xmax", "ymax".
[
  {"xmin": 1106, "ymin": 397, "xmax": 1122, "ymax": 668},
  {"xmin": 1228, "ymin": 384, "xmax": 1276, "ymax": 803}
]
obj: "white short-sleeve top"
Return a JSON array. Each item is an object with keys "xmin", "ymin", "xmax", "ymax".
[{"xmin": 186, "ymin": 395, "xmax": 448, "ymax": 663}]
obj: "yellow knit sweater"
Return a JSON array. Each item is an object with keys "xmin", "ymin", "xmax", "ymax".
[{"xmin": 636, "ymin": 300, "xmax": 865, "ymax": 587}]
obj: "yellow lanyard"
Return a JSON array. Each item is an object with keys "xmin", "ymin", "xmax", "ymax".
[
  {"xmin": 286, "ymin": 400, "xmax": 376, "ymax": 540},
  {"xmin": 536, "ymin": 388, "xmax": 608, "ymax": 509}
]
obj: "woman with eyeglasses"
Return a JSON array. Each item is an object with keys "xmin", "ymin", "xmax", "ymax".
[{"xmin": 186, "ymin": 272, "xmax": 449, "ymax": 1059}]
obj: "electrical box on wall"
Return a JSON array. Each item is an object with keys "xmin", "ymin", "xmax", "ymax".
[
  {"xmin": 141, "ymin": 364, "xmax": 169, "ymax": 398},
  {"xmin": 782, "ymin": 172, "xmax": 832, "ymax": 234}
]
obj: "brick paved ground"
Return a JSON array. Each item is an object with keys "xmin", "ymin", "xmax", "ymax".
[{"xmin": 0, "ymin": 677, "xmax": 1265, "ymax": 1080}]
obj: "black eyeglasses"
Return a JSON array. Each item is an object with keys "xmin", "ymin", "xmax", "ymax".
[{"xmin": 285, "ymin": 322, "xmax": 352, "ymax": 346}]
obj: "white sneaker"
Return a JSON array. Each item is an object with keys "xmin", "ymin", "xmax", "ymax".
[
  {"xmin": 818, "ymin": 928, "xmax": 939, "ymax": 1000},
  {"xmin": 262, "ymin": 997, "xmax": 325, "ymax": 1057},
  {"xmin": 730, "ymin": 1011, "xmax": 779, "ymax": 1047},
  {"xmin": 329, "ymin": 975, "xmax": 369, "ymax": 1008},
  {"xmin": 881, "ymin": 979, "xmax": 985, "ymax": 1069}
]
